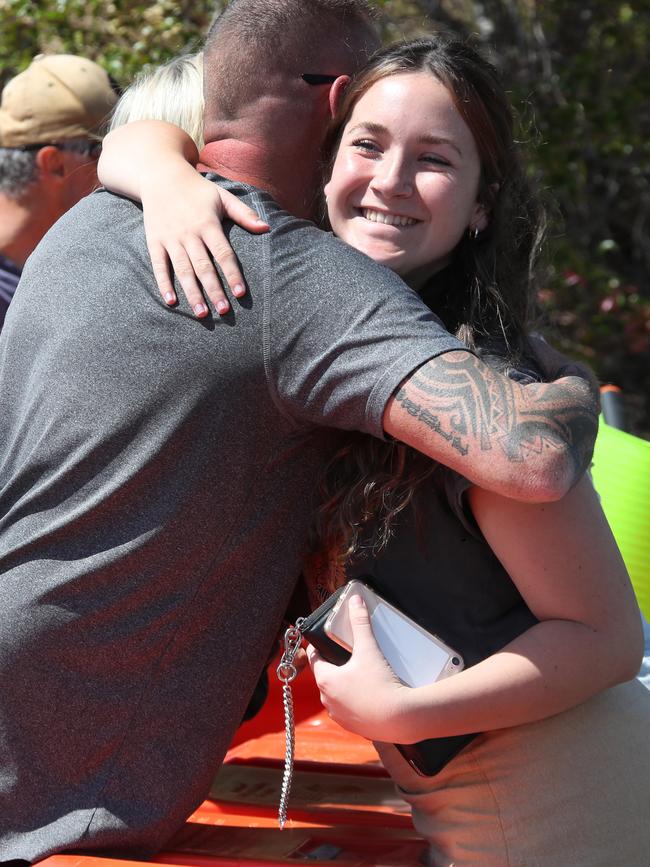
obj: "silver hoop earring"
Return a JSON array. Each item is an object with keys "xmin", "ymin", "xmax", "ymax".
[{"xmin": 469, "ymin": 226, "xmax": 479, "ymax": 240}]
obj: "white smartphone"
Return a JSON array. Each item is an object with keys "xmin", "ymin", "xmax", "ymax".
[{"xmin": 324, "ymin": 580, "xmax": 464, "ymax": 688}]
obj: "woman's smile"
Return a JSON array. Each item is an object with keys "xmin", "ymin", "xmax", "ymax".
[{"xmin": 357, "ymin": 207, "xmax": 420, "ymax": 228}]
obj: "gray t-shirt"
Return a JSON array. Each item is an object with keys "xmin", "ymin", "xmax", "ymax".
[{"xmin": 0, "ymin": 178, "xmax": 464, "ymax": 860}]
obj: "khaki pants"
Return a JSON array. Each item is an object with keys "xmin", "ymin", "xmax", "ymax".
[{"xmin": 375, "ymin": 680, "xmax": 650, "ymax": 867}]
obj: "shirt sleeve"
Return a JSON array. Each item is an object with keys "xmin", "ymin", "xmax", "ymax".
[{"xmin": 264, "ymin": 224, "xmax": 467, "ymax": 439}]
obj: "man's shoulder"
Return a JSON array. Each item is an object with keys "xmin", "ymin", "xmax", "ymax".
[
  {"xmin": 265, "ymin": 215, "xmax": 410, "ymax": 303},
  {"xmin": 71, "ymin": 186, "xmax": 143, "ymax": 227},
  {"xmin": 204, "ymin": 173, "xmax": 322, "ymax": 237},
  {"xmin": 30, "ymin": 188, "xmax": 145, "ymax": 261},
  {"xmin": 203, "ymin": 174, "xmax": 404, "ymax": 288},
  {"xmin": 204, "ymin": 175, "xmax": 397, "ymax": 268},
  {"xmin": 20, "ymin": 188, "xmax": 152, "ymax": 295}
]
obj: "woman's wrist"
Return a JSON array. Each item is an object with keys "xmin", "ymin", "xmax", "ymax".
[
  {"xmin": 380, "ymin": 682, "xmax": 444, "ymax": 744},
  {"xmin": 140, "ymin": 156, "xmax": 200, "ymax": 208}
]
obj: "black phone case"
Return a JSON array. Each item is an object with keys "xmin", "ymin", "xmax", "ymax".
[
  {"xmin": 298, "ymin": 583, "xmax": 478, "ymax": 777},
  {"xmin": 297, "ymin": 586, "xmax": 351, "ymax": 666}
]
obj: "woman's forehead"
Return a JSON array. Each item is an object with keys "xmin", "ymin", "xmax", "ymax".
[{"xmin": 344, "ymin": 73, "xmax": 478, "ymax": 152}]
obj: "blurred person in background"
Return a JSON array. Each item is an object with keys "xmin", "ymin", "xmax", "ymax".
[
  {"xmin": 110, "ymin": 52, "xmax": 204, "ymax": 149},
  {"xmin": 0, "ymin": 54, "xmax": 117, "ymax": 331}
]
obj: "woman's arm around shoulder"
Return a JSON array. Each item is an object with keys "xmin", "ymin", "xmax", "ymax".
[{"xmin": 98, "ymin": 120, "xmax": 269, "ymax": 315}]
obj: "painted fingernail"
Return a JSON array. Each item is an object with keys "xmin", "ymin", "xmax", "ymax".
[
  {"xmin": 217, "ymin": 300, "xmax": 229, "ymax": 314},
  {"xmin": 164, "ymin": 291, "xmax": 176, "ymax": 304},
  {"xmin": 193, "ymin": 303, "xmax": 208, "ymax": 316},
  {"xmin": 232, "ymin": 283, "xmax": 245, "ymax": 297}
]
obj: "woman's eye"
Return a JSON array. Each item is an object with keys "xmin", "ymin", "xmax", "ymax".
[
  {"xmin": 422, "ymin": 154, "xmax": 451, "ymax": 167},
  {"xmin": 351, "ymin": 138, "xmax": 380, "ymax": 154}
]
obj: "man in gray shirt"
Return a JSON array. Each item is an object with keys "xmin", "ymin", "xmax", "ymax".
[{"xmin": 0, "ymin": 0, "xmax": 598, "ymax": 860}]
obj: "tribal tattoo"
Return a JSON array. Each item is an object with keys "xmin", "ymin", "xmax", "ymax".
[{"xmin": 394, "ymin": 351, "xmax": 599, "ymax": 482}]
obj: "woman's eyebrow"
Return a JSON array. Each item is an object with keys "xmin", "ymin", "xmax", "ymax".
[
  {"xmin": 345, "ymin": 121, "xmax": 388, "ymax": 137},
  {"xmin": 419, "ymin": 134, "xmax": 463, "ymax": 157},
  {"xmin": 345, "ymin": 122, "xmax": 463, "ymax": 156}
]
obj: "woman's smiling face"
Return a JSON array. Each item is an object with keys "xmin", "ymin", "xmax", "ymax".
[{"xmin": 324, "ymin": 71, "xmax": 488, "ymax": 289}]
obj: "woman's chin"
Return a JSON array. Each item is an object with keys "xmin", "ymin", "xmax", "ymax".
[{"xmin": 348, "ymin": 240, "xmax": 408, "ymax": 274}]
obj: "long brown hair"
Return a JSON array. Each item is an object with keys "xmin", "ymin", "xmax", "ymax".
[{"xmin": 314, "ymin": 36, "xmax": 546, "ymax": 565}]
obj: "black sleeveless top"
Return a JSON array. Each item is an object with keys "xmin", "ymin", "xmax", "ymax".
[{"xmin": 345, "ymin": 470, "xmax": 539, "ymax": 669}]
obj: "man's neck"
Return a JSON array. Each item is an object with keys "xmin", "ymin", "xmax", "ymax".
[
  {"xmin": 0, "ymin": 193, "xmax": 54, "ymax": 268},
  {"xmin": 199, "ymin": 140, "xmax": 321, "ymax": 222}
]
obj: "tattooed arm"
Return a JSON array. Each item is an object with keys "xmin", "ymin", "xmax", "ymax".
[{"xmin": 383, "ymin": 350, "xmax": 599, "ymax": 502}]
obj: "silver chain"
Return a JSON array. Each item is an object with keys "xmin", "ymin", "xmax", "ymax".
[{"xmin": 276, "ymin": 620, "xmax": 304, "ymax": 829}]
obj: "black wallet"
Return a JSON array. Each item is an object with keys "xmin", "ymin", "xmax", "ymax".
[{"xmin": 298, "ymin": 583, "xmax": 478, "ymax": 777}]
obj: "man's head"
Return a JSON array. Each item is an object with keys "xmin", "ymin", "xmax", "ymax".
[
  {"xmin": 0, "ymin": 55, "xmax": 118, "ymax": 266},
  {"xmin": 202, "ymin": 0, "xmax": 381, "ymax": 218}
]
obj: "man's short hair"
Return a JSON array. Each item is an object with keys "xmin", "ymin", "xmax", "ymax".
[
  {"xmin": 0, "ymin": 139, "xmax": 103, "ymax": 200},
  {"xmin": 207, "ymin": 0, "xmax": 376, "ymax": 47},
  {"xmin": 204, "ymin": 0, "xmax": 379, "ymax": 119},
  {"xmin": 0, "ymin": 148, "xmax": 39, "ymax": 198}
]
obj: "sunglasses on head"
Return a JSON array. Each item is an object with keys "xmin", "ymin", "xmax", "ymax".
[{"xmin": 301, "ymin": 73, "xmax": 339, "ymax": 86}]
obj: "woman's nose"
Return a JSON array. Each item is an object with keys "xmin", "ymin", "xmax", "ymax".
[{"xmin": 370, "ymin": 157, "xmax": 413, "ymax": 197}]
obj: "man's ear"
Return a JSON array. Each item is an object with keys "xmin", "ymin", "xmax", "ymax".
[
  {"xmin": 329, "ymin": 75, "xmax": 350, "ymax": 118},
  {"xmin": 35, "ymin": 145, "xmax": 66, "ymax": 180}
]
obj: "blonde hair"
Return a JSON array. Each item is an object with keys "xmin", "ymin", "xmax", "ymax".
[{"xmin": 110, "ymin": 53, "xmax": 204, "ymax": 149}]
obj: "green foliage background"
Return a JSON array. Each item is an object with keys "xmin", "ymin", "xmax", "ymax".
[{"xmin": 1, "ymin": 0, "xmax": 648, "ymax": 432}]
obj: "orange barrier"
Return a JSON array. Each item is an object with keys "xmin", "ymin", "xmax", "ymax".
[
  {"xmin": 41, "ymin": 821, "xmax": 426, "ymax": 867},
  {"xmin": 228, "ymin": 653, "xmax": 322, "ymax": 748},
  {"xmin": 194, "ymin": 751, "xmax": 410, "ymax": 829}
]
